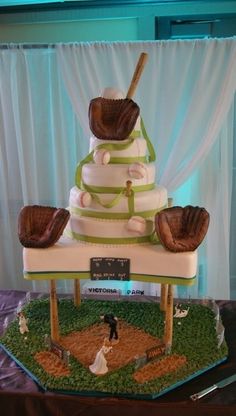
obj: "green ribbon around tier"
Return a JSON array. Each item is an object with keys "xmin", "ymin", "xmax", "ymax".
[
  {"xmin": 70, "ymin": 204, "xmax": 167, "ymax": 220},
  {"xmin": 65, "ymin": 229, "xmax": 160, "ymax": 245},
  {"xmin": 110, "ymin": 156, "xmax": 146, "ymax": 164},
  {"xmin": 23, "ymin": 271, "xmax": 196, "ymax": 286},
  {"xmin": 80, "ymin": 182, "xmax": 155, "ymax": 194}
]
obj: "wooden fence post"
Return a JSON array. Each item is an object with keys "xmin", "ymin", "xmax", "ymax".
[
  {"xmin": 50, "ymin": 279, "xmax": 59, "ymax": 342},
  {"xmin": 74, "ymin": 279, "xmax": 81, "ymax": 306},
  {"xmin": 164, "ymin": 284, "xmax": 174, "ymax": 352}
]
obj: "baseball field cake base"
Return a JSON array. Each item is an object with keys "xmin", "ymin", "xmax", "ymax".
[{"xmin": 0, "ymin": 297, "xmax": 228, "ymax": 400}]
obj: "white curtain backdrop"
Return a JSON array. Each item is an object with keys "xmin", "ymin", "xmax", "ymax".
[
  {"xmin": 0, "ymin": 39, "xmax": 235, "ymax": 299},
  {"xmin": 0, "ymin": 46, "xmax": 87, "ymax": 293}
]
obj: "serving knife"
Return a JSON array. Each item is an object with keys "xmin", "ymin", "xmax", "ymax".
[{"xmin": 190, "ymin": 373, "xmax": 236, "ymax": 401}]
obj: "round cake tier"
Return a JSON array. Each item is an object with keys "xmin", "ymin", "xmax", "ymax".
[
  {"xmin": 81, "ymin": 162, "xmax": 155, "ymax": 191},
  {"xmin": 89, "ymin": 136, "xmax": 147, "ymax": 158},
  {"xmin": 69, "ymin": 185, "xmax": 167, "ymax": 219},
  {"xmin": 65, "ymin": 215, "xmax": 155, "ymax": 244}
]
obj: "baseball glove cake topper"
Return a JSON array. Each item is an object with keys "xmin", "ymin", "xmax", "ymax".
[
  {"xmin": 155, "ymin": 205, "xmax": 210, "ymax": 252},
  {"xmin": 89, "ymin": 52, "xmax": 148, "ymax": 140},
  {"xmin": 18, "ymin": 205, "xmax": 70, "ymax": 248}
]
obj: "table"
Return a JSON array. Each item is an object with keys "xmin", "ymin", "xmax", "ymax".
[{"xmin": 0, "ymin": 290, "xmax": 236, "ymax": 416}]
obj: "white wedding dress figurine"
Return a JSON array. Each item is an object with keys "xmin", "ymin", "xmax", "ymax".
[
  {"xmin": 89, "ymin": 340, "xmax": 112, "ymax": 375},
  {"xmin": 18, "ymin": 312, "xmax": 29, "ymax": 334}
]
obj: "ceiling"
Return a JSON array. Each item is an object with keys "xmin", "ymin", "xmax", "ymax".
[
  {"xmin": 1, "ymin": 1, "xmax": 235, "ymax": 16},
  {"xmin": 0, "ymin": 0, "xmax": 171, "ymax": 6}
]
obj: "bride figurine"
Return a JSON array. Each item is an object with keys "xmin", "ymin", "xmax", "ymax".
[
  {"xmin": 89, "ymin": 339, "xmax": 112, "ymax": 375},
  {"xmin": 17, "ymin": 311, "xmax": 29, "ymax": 334}
]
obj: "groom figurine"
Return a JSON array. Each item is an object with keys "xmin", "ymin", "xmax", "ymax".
[{"xmin": 100, "ymin": 313, "xmax": 119, "ymax": 343}]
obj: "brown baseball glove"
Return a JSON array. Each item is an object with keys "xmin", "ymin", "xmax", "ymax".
[
  {"xmin": 18, "ymin": 205, "xmax": 70, "ymax": 248},
  {"xmin": 155, "ymin": 205, "xmax": 210, "ymax": 252},
  {"xmin": 89, "ymin": 97, "xmax": 140, "ymax": 140}
]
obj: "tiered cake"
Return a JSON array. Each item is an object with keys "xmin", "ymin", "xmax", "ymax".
[{"xmin": 65, "ymin": 88, "xmax": 167, "ymax": 246}]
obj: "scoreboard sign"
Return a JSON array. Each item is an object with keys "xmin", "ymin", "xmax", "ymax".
[{"xmin": 90, "ymin": 258, "xmax": 130, "ymax": 281}]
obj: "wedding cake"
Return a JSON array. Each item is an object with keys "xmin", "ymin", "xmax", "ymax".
[
  {"xmin": 20, "ymin": 52, "xmax": 201, "ymax": 282},
  {"xmin": 2, "ymin": 54, "xmax": 225, "ymax": 402}
]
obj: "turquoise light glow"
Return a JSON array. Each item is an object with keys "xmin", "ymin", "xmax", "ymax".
[{"xmin": 172, "ymin": 172, "xmax": 198, "ymax": 207}]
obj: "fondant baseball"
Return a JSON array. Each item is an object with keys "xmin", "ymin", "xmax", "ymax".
[
  {"xmin": 127, "ymin": 216, "xmax": 146, "ymax": 234},
  {"xmin": 128, "ymin": 162, "xmax": 146, "ymax": 179},
  {"xmin": 77, "ymin": 191, "xmax": 92, "ymax": 208},
  {"xmin": 93, "ymin": 148, "xmax": 111, "ymax": 165},
  {"xmin": 102, "ymin": 87, "xmax": 124, "ymax": 100}
]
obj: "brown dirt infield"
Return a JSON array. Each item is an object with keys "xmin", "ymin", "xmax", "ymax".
[
  {"xmin": 34, "ymin": 320, "xmax": 187, "ymax": 383},
  {"xmin": 59, "ymin": 320, "xmax": 162, "ymax": 371}
]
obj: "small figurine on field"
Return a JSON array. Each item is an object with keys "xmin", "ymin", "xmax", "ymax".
[
  {"xmin": 100, "ymin": 313, "xmax": 119, "ymax": 343},
  {"xmin": 89, "ymin": 338, "xmax": 112, "ymax": 375},
  {"xmin": 17, "ymin": 311, "xmax": 29, "ymax": 335}
]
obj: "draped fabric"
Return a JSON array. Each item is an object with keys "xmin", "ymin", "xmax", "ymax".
[
  {"xmin": 0, "ymin": 39, "xmax": 235, "ymax": 298},
  {"xmin": 0, "ymin": 46, "xmax": 87, "ymax": 292}
]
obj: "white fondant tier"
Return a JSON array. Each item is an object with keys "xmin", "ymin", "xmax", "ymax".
[
  {"xmin": 81, "ymin": 162, "xmax": 155, "ymax": 189},
  {"xmin": 65, "ymin": 215, "xmax": 154, "ymax": 241},
  {"xmin": 89, "ymin": 136, "xmax": 146, "ymax": 158},
  {"xmin": 69, "ymin": 186, "xmax": 167, "ymax": 216},
  {"xmin": 23, "ymin": 237, "xmax": 198, "ymax": 283}
]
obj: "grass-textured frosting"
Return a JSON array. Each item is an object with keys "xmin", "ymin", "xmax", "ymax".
[{"xmin": 0, "ymin": 298, "xmax": 228, "ymax": 399}]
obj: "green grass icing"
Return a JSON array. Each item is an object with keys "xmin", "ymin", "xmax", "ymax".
[{"xmin": 0, "ymin": 298, "xmax": 228, "ymax": 399}]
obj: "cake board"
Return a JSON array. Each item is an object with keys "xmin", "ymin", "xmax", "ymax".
[{"xmin": 0, "ymin": 296, "xmax": 228, "ymax": 400}]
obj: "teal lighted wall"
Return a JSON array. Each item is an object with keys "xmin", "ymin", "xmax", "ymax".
[{"xmin": 0, "ymin": 18, "xmax": 139, "ymax": 43}]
